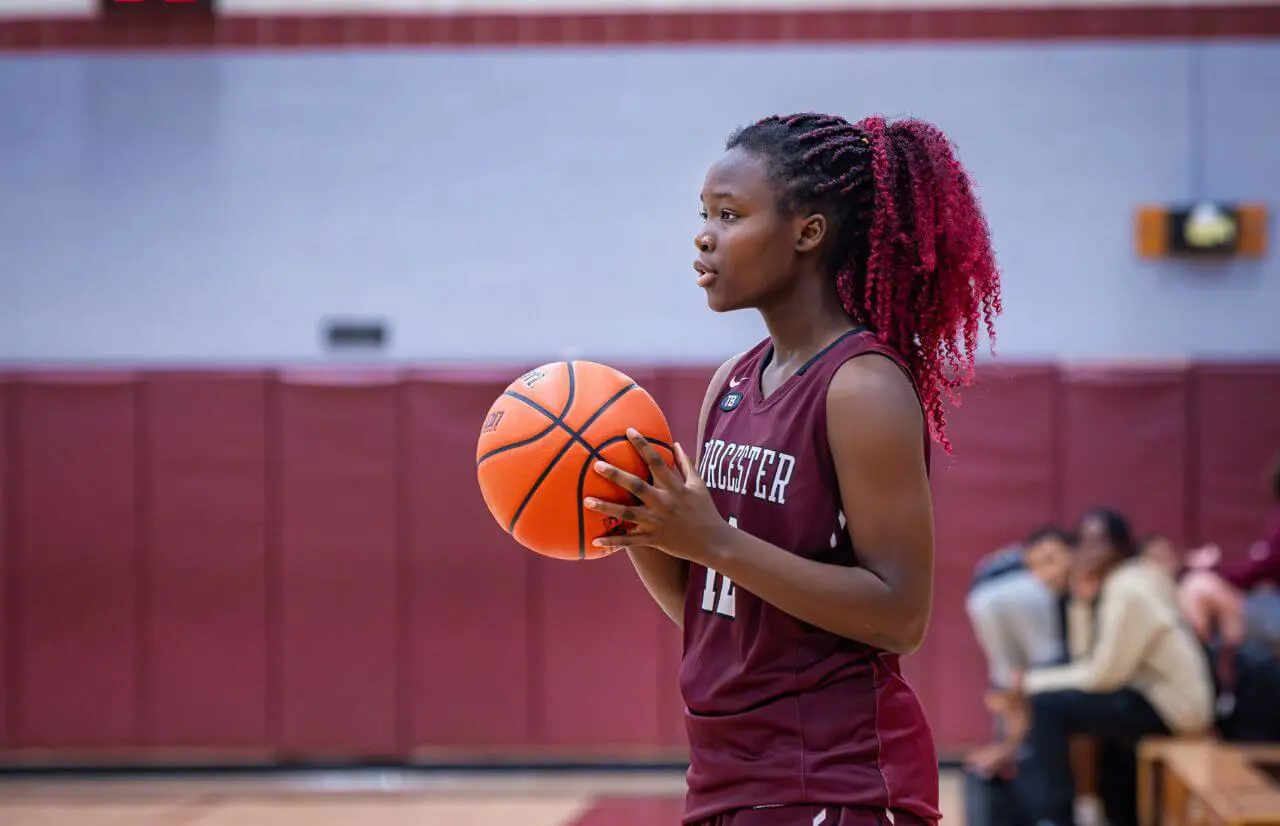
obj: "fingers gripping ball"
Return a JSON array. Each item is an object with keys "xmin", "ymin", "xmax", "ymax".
[{"xmin": 476, "ymin": 361, "xmax": 676, "ymax": 560}]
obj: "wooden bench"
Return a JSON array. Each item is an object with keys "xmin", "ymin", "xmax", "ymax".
[
  {"xmin": 1138, "ymin": 738, "xmax": 1280, "ymax": 826},
  {"xmin": 1072, "ymin": 735, "xmax": 1100, "ymax": 797}
]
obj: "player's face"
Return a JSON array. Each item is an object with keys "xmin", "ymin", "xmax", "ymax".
[
  {"xmin": 1023, "ymin": 537, "xmax": 1072, "ymax": 593},
  {"xmin": 694, "ymin": 149, "xmax": 807, "ymax": 312}
]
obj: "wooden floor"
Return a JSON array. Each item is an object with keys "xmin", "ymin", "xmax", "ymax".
[{"xmin": 0, "ymin": 769, "xmax": 966, "ymax": 825}]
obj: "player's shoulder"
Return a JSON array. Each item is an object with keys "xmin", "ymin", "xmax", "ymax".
[
  {"xmin": 823, "ymin": 350, "xmax": 927, "ymax": 473},
  {"xmin": 710, "ymin": 351, "xmax": 747, "ymax": 387},
  {"xmin": 705, "ymin": 340, "xmax": 765, "ymax": 398},
  {"xmin": 826, "ymin": 350, "xmax": 922, "ymax": 425}
]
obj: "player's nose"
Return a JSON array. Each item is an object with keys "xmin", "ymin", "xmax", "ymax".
[{"xmin": 695, "ymin": 231, "xmax": 715, "ymax": 253}]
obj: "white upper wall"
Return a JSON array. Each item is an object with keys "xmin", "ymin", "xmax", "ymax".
[{"xmin": 1, "ymin": 43, "xmax": 1277, "ymax": 364}]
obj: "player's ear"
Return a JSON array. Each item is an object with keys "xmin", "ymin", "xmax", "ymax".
[{"xmin": 795, "ymin": 213, "xmax": 826, "ymax": 253}]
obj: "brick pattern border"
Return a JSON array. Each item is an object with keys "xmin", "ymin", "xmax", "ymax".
[{"xmin": 2, "ymin": 6, "xmax": 1280, "ymax": 51}]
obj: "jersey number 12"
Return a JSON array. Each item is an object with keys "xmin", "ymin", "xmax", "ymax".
[{"xmin": 700, "ymin": 515, "xmax": 738, "ymax": 618}]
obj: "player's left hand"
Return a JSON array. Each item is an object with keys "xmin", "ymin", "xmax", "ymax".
[{"xmin": 584, "ymin": 429, "xmax": 730, "ymax": 565}]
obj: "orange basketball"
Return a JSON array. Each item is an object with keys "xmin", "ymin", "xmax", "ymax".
[{"xmin": 476, "ymin": 361, "xmax": 676, "ymax": 560}]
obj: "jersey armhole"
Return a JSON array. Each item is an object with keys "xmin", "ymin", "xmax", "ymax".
[{"xmin": 818, "ymin": 349, "xmax": 931, "ymax": 478}]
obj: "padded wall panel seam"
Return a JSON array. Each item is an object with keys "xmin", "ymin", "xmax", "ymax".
[
  {"xmin": 265, "ymin": 376, "xmax": 283, "ymax": 753},
  {"xmin": 12, "ymin": 375, "xmax": 141, "ymax": 748},
  {"xmin": 648, "ymin": 366, "xmax": 717, "ymax": 751},
  {"xmin": 142, "ymin": 373, "xmax": 271, "ymax": 750},
  {"xmin": 921, "ymin": 365, "xmax": 1059, "ymax": 748},
  {"xmin": 402, "ymin": 373, "xmax": 535, "ymax": 753},
  {"xmin": 527, "ymin": 367, "xmax": 665, "ymax": 750},
  {"xmin": 135, "ymin": 381, "xmax": 151, "ymax": 748},
  {"xmin": 1059, "ymin": 367, "xmax": 1191, "ymax": 545},
  {"xmin": 1191, "ymin": 364, "xmax": 1280, "ymax": 560},
  {"xmin": 0, "ymin": 378, "xmax": 9, "ymax": 747},
  {"xmin": 275, "ymin": 373, "xmax": 401, "ymax": 758}
]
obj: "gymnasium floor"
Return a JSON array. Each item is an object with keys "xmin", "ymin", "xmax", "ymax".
[{"xmin": 0, "ymin": 768, "xmax": 966, "ymax": 825}]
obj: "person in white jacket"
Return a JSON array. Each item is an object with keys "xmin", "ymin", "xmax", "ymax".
[{"xmin": 1010, "ymin": 508, "xmax": 1215, "ymax": 826}]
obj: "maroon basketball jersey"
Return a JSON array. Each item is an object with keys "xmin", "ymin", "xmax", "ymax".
[{"xmin": 679, "ymin": 328, "xmax": 940, "ymax": 825}]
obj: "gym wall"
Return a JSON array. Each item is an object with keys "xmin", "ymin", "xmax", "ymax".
[{"xmin": 2, "ymin": 0, "xmax": 1278, "ymax": 765}]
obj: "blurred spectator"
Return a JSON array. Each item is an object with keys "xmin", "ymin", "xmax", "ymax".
[
  {"xmin": 1075, "ymin": 507, "xmax": 1135, "ymax": 560},
  {"xmin": 1203, "ymin": 454, "xmax": 1280, "ymax": 641},
  {"xmin": 967, "ymin": 528, "xmax": 1074, "ymax": 690},
  {"xmin": 964, "ymin": 527, "xmax": 1074, "ymax": 779},
  {"xmin": 963, "ymin": 528, "xmax": 1076, "ymax": 826},
  {"xmin": 1179, "ymin": 455, "xmax": 1280, "ymax": 741},
  {"xmin": 1009, "ymin": 508, "xmax": 1214, "ymax": 826},
  {"xmin": 1138, "ymin": 533, "xmax": 1179, "ymax": 578},
  {"xmin": 1177, "ymin": 554, "xmax": 1249, "ymax": 647},
  {"xmin": 1133, "ymin": 534, "xmax": 1183, "ymax": 612}
]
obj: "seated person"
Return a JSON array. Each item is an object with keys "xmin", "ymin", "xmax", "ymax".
[
  {"xmin": 1169, "ymin": 456, "xmax": 1280, "ymax": 647},
  {"xmin": 1010, "ymin": 507, "xmax": 1215, "ymax": 826},
  {"xmin": 964, "ymin": 527, "xmax": 1074, "ymax": 777},
  {"xmin": 1135, "ymin": 533, "xmax": 1185, "ymax": 611},
  {"xmin": 1134, "ymin": 531, "xmax": 1280, "ymax": 742},
  {"xmin": 1172, "ymin": 457, "xmax": 1280, "ymax": 741},
  {"xmin": 963, "ymin": 528, "xmax": 1076, "ymax": 826}
]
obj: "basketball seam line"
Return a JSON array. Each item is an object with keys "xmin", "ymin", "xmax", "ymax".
[
  {"xmin": 503, "ymin": 362, "xmax": 580, "ymax": 534},
  {"xmin": 575, "ymin": 432, "xmax": 673, "ymax": 560},
  {"xmin": 501, "ymin": 376, "xmax": 651, "ymax": 554},
  {"xmin": 476, "ymin": 419, "xmax": 561, "ymax": 466},
  {"xmin": 502, "ymin": 380, "xmax": 637, "ymax": 537}
]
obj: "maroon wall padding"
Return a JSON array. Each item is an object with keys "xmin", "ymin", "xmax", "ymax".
[
  {"xmin": 142, "ymin": 373, "xmax": 269, "ymax": 749},
  {"xmin": 12, "ymin": 375, "xmax": 140, "ymax": 747},
  {"xmin": 531, "ymin": 550, "xmax": 666, "ymax": 749},
  {"xmin": 1192, "ymin": 364, "xmax": 1280, "ymax": 556},
  {"xmin": 647, "ymin": 366, "xmax": 717, "ymax": 750},
  {"xmin": 0, "ymin": 377, "xmax": 9, "ymax": 747},
  {"xmin": 1, "ymin": 362, "xmax": 1275, "ymax": 763},
  {"xmin": 275, "ymin": 373, "xmax": 401, "ymax": 758},
  {"xmin": 1059, "ymin": 367, "xmax": 1191, "ymax": 544},
  {"xmin": 403, "ymin": 371, "xmax": 534, "ymax": 751},
  {"xmin": 921, "ymin": 365, "xmax": 1061, "ymax": 748},
  {"xmin": 648, "ymin": 366, "xmax": 719, "ymax": 467},
  {"xmin": 532, "ymin": 366, "xmax": 668, "ymax": 750}
]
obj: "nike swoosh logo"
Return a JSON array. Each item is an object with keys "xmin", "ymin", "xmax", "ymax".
[{"xmin": 728, "ymin": 377, "xmax": 745, "ymax": 388}]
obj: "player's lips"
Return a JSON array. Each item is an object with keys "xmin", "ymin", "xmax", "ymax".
[{"xmin": 694, "ymin": 259, "xmax": 719, "ymax": 287}]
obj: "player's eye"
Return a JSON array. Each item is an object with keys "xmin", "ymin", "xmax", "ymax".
[
  {"xmin": 698, "ymin": 210, "xmax": 709, "ymax": 221},
  {"xmin": 719, "ymin": 209, "xmax": 737, "ymax": 221}
]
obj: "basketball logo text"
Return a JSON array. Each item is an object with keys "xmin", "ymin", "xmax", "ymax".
[
  {"xmin": 698, "ymin": 438, "xmax": 796, "ymax": 505},
  {"xmin": 519, "ymin": 368, "xmax": 548, "ymax": 388},
  {"xmin": 718, "ymin": 391, "xmax": 743, "ymax": 412},
  {"xmin": 481, "ymin": 410, "xmax": 504, "ymax": 434}
]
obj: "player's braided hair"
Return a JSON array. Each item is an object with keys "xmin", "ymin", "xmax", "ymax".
[{"xmin": 726, "ymin": 112, "xmax": 1003, "ymax": 453}]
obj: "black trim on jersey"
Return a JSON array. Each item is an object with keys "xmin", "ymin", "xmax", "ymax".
[{"xmin": 758, "ymin": 326, "xmax": 869, "ymax": 385}]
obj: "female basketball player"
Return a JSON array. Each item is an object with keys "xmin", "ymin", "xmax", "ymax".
[{"xmin": 584, "ymin": 113, "xmax": 1002, "ymax": 826}]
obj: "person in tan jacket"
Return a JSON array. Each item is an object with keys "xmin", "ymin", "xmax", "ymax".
[{"xmin": 1010, "ymin": 508, "xmax": 1215, "ymax": 826}]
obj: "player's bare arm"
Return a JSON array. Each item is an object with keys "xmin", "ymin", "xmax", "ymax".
[
  {"xmin": 591, "ymin": 353, "xmax": 933, "ymax": 655},
  {"xmin": 621, "ymin": 351, "xmax": 745, "ymax": 628}
]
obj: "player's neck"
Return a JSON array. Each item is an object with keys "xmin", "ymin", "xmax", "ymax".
[{"xmin": 758, "ymin": 275, "xmax": 856, "ymax": 369}]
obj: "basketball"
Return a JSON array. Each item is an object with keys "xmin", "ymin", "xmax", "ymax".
[{"xmin": 475, "ymin": 361, "xmax": 676, "ymax": 561}]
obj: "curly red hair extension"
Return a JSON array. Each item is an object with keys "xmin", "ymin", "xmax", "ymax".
[{"xmin": 726, "ymin": 113, "xmax": 1003, "ymax": 452}]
